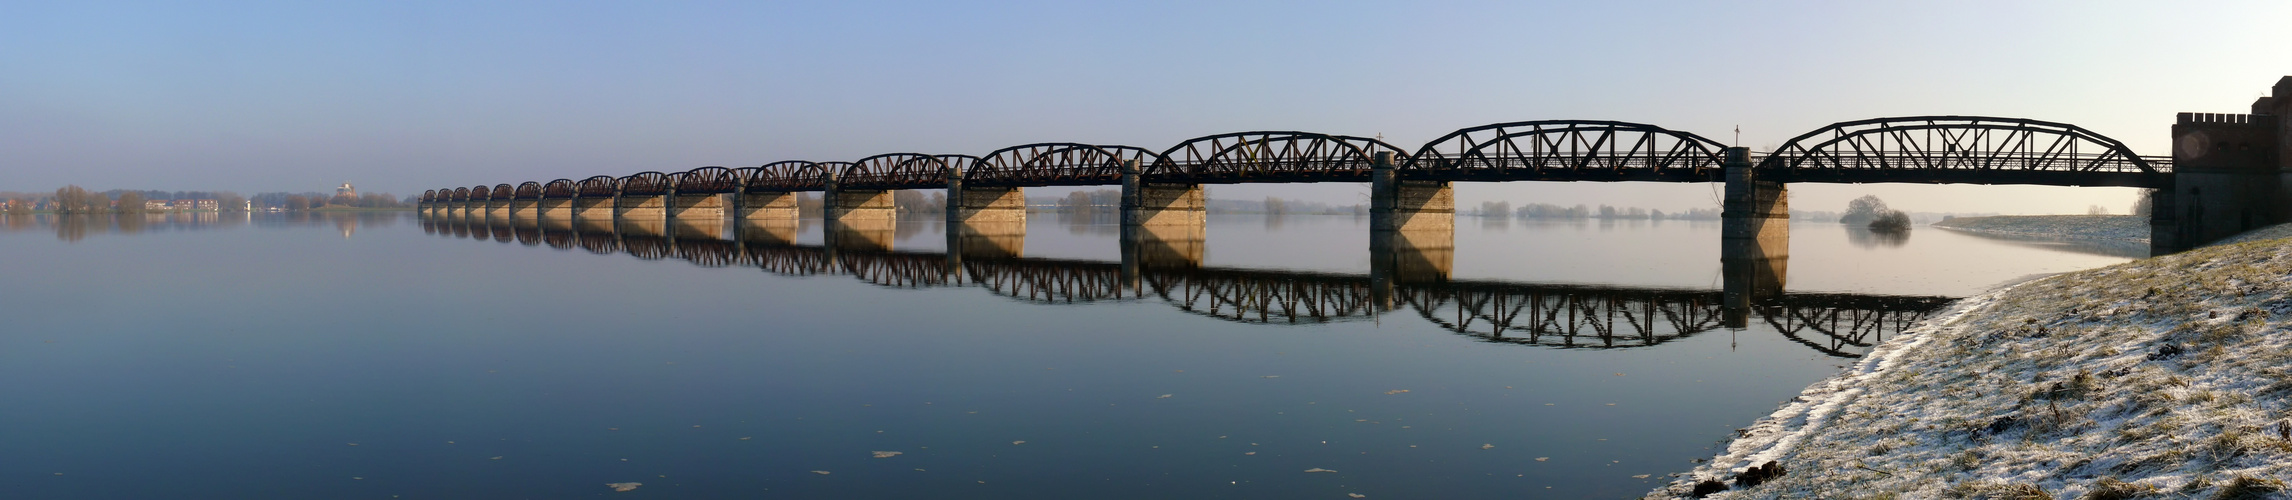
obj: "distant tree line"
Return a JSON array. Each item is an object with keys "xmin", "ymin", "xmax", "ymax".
[
  {"xmin": 4, "ymin": 186, "xmax": 252, "ymax": 214},
  {"xmin": 1471, "ymin": 201, "xmax": 1722, "ymax": 221},
  {"xmin": 249, "ymin": 192, "xmax": 406, "ymax": 210}
]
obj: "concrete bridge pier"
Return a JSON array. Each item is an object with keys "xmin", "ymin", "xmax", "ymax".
[
  {"xmin": 1720, "ymin": 147, "xmax": 1790, "ymax": 326},
  {"xmin": 537, "ymin": 197, "xmax": 573, "ymax": 218},
  {"xmin": 1120, "ymin": 159, "xmax": 1206, "ymax": 228},
  {"xmin": 947, "ymin": 170, "xmax": 1027, "ymax": 224},
  {"xmin": 824, "ymin": 173, "xmax": 896, "ymax": 222},
  {"xmin": 732, "ymin": 188, "xmax": 801, "ymax": 221},
  {"xmin": 615, "ymin": 192, "xmax": 669, "ymax": 221},
  {"xmin": 667, "ymin": 192, "xmax": 725, "ymax": 221},
  {"xmin": 486, "ymin": 198, "xmax": 512, "ymax": 219},
  {"xmin": 1369, "ymin": 152, "xmax": 1455, "ymax": 233},
  {"xmin": 572, "ymin": 196, "xmax": 616, "ymax": 220},
  {"xmin": 509, "ymin": 199, "xmax": 538, "ymax": 219}
]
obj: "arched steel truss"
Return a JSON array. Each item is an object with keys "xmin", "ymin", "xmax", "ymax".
[
  {"xmin": 1151, "ymin": 132, "xmax": 1408, "ymax": 183},
  {"xmin": 619, "ymin": 171, "xmax": 671, "ymax": 197},
  {"xmin": 542, "ymin": 179, "xmax": 576, "ymax": 198},
  {"xmin": 1405, "ymin": 284, "xmax": 1728, "ymax": 349},
  {"xmin": 514, "ymin": 182, "xmax": 543, "ymax": 200},
  {"xmin": 576, "ymin": 176, "xmax": 619, "ymax": 197},
  {"xmin": 678, "ymin": 166, "xmax": 738, "ymax": 194},
  {"xmin": 969, "ymin": 143, "xmax": 1167, "ymax": 188},
  {"xmin": 1406, "ymin": 120, "xmax": 1729, "ymax": 182},
  {"xmin": 421, "ymin": 190, "xmax": 437, "ymax": 203},
  {"xmin": 451, "ymin": 187, "xmax": 470, "ymax": 202},
  {"xmin": 470, "ymin": 185, "xmax": 494, "ymax": 201},
  {"xmin": 740, "ymin": 161, "xmax": 829, "ymax": 193},
  {"xmin": 491, "ymin": 184, "xmax": 515, "ymax": 200},
  {"xmin": 838, "ymin": 153, "xmax": 951, "ymax": 191},
  {"xmin": 1759, "ymin": 116, "xmax": 2167, "ymax": 186}
]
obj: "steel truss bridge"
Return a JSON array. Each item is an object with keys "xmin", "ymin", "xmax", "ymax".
[
  {"xmin": 421, "ymin": 116, "xmax": 2169, "ymax": 204},
  {"xmin": 422, "ymin": 216, "xmax": 1954, "ymax": 358}
]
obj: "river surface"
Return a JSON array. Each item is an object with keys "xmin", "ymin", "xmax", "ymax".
[{"xmin": 0, "ymin": 211, "xmax": 2131, "ymax": 498}]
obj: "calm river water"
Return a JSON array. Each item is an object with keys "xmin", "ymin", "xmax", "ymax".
[{"xmin": 0, "ymin": 211, "xmax": 2131, "ymax": 498}]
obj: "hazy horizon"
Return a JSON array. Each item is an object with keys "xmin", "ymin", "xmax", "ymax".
[{"xmin": 7, "ymin": 1, "xmax": 2287, "ymax": 215}]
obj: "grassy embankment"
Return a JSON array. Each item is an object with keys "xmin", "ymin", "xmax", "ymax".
[{"xmin": 1650, "ymin": 229, "xmax": 2292, "ymax": 499}]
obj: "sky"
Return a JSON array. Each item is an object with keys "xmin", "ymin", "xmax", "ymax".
[{"xmin": 4, "ymin": 0, "xmax": 2289, "ymax": 214}]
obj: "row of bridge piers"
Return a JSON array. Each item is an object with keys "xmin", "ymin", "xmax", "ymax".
[{"xmin": 419, "ymin": 147, "xmax": 1795, "ymax": 323}]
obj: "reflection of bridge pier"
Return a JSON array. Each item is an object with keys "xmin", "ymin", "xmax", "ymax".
[
  {"xmin": 1119, "ymin": 223, "xmax": 1205, "ymax": 290},
  {"xmin": 1721, "ymin": 147, "xmax": 1790, "ymax": 326},
  {"xmin": 733, "ymin": 189, "xmax": 800, "ymax": 221},
  {"xmin": 826, "ymin": 218, "xmax": 897, "ymax": 253},
  {"xmin": 1369, "ymin": 225, "xmax": 1454, "ymax": 311}
]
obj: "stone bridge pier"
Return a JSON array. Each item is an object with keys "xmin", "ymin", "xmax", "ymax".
[
  {"xmin": 666, "ymin": 192, "xmax": 724, "ymax": 220},
  {"xmin": 733, "ymin": 188, "xmax": 800, "ymax": 221},
  {"xmin": 824, "ymin": 173, "xmax": 896, "ymax": 222},
  {"xmin": 947, "ymin": 169, "xmax": 1027, "ymax": 224},
  {"xmin": 537, "ymin": 197, "xmax": 573, "ymax": 218},
  {"xmin": 615, "ymin": 192, "xmax": 668, "ymax": 220},
  {"xmin": 572, "ymin": 196, "xmax": 616, "ymax": 219},
  {"xmin": 509, "ymin": 198, "xmax": 538, "ymax": 219},
  {"xmin": 486, "ymin": 198, "xmax": 512, "ymax": 219},
  {"xmin": 1721, "ymin": 147, "xmax": 1790, "ymax": 326}
]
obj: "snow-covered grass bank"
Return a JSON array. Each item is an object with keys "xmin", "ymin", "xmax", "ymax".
[
  {"xmin": 1932, "ymin": 215, "xmax": 2149, "ymax": 243},
  {"xmin": 1649, "ymin": 230, "xmax": 2292, "ymax": 499}
]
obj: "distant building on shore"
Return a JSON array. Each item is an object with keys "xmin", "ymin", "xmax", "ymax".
[{"xmin": 336, "ymin": 183, "xmax": 357, "ymax": 199}]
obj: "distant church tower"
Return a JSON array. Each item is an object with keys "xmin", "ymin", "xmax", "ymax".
[{"xmin": 336, "ymin": 183, "xmax": 357, "ymax": 198}]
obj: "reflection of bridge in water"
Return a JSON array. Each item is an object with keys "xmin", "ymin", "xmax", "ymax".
[{"xmin": 421, "ymin": 214, "xmax": 1954, "ymax": 358}]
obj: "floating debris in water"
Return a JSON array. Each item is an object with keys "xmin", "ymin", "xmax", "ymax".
[
  {"xmin": 1304, "ymin": 468, "xmax": 1337, "ymax": 473},
  {"xmin": 490, "ymin": 456, "xmax": 504, "ymax": 460},
  {"xmin": 605, "ymin": 482, "xmax": 641, "ymax": 492},
  {"xmin": 1157, "ymin": 394, "xmax": 1173, "ymax": 399},
  {"xmin": 872, "ymin": 451, "xmax": 903, "ymax": 458},
  {"xmin": 1481, "ymin": 444, "xmax": 1495, "ymax": 450},
  {"xmin": 1262, "ymin": 375, "xmax": 1280, "ymax": 378},
  {"xmin": 1632, "ymin": 474, "xmax": 1651, "ymax": 479},
  {"xmin": 1535, "ymin": 457, "xmax": 1549, "ymax": 462},
  {"xmin": 1384, "ymin": 390, "xmax": 1410, "ymax": 395},
  {"xmin": 739, "ymin": 437, "xmax": 752, "ymax": 440},
  {"xmin": 1012, "ymin": 440, "xmax": 1026, "ymax": 445},
  {"xmin": 1349, "ymin": 494, "xmax": 1366, "ymax": 498},
  {"xmin": 811, "ymin": 471, "xmax": 831, "ymax": 475}
]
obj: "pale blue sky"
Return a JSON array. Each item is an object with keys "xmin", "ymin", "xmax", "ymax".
[{"xmin": 5, "ymin": 0, "xmax": 2288, "ymax": 213}]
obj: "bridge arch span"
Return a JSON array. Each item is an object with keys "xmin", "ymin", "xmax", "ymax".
[
  {"xmin": 469, "ymin": 185, "xmax": 493, "ymax": 201},
  {"xmin": 619, "ymin": 171, "xmax": 672, "ymax": 196},
  {"xmin": 421, "ymin": 190, "xmax": 436, "ymax": 203},
  {"xmin": 677, "ymin": 166, "xmax": 738, "ymax": 194},
  {"xmin": 740, "ymin": 161, "xmax": 827, "ymax": 192},
  {"xmin": 576, "ymin": 176, "xmax": 619, "ymax": 197},
  {"xmin": 1760, "ymin": 116, "xmax": 2166, "ymax": 186},
  {"xmin": 542, "ymin": 179, "xmax": 576, "ymax": 198},
  {"xmin": 1405, "ymin": 120, "xmax": 1728, "ymax": 182},
  {"xmin": 840, "ymin": 153, "xmax": 951, "ymax": 191},
  {"xmin": 451, "ymin": 187, "xmax": 470, "ymax": 202},
  {"xmin": 490, "ymin": 184, "xmax": 515, "ymax": 200},
  {"xmin": 971, "ymin": 143, "xmax": 1166, "ymax": 187},
  {"xmin": 1152, "ymin": 132, "xmax": 1408, "ymax": 183},
  {"xmin": 514, "ymin": 182, "xmax": 543, "ymax": 199}
]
